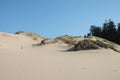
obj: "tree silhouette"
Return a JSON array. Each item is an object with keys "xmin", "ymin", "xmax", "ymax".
[
  {"xmin": 89, "ymin": 19, "xmax": 120, "ymax": 45},
  {"xmin": 117, "ymin": 23, "xmax": 120, "ymax": 44},
  {"xmin": 90, "ymin": 25, "xmax": 102, "ymax": 37}
]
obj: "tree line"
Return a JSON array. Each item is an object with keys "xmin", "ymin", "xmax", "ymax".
[{"xmin": 87, "ymin": 19, "xmax": 120, "ymax": 45}]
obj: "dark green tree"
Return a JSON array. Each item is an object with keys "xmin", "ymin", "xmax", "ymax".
[
  {"xmin": 88, "ymin": 19, "xmax": 120, "ymax": 44},
  {"xmin": 117, "ymin": 23, "xmax": 120, "ymax": 32},
  {"xmin": 90, "ymin": 25, "xmax": 102, "ymax": 37},
  {"xmin": 117, "ymin": 23, "xmax": 120, "ymax": 44}
]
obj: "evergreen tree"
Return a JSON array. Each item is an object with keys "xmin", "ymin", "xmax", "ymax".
[
  {"xmin": 90, "ymin": 25, "xmax": 102, "ymax": 37},
  {"xmin": 117, "ymin": 23, "xmax": 120, "ymax": 44},
  {"xmin": 101, "ymin": 21, "xmax": 109, "ymax": 39},
  {"xmin": 107, "ymin": 20, "xmax": 116, "ymax": 42},
  {"xmin": 117, "ymin": 23, "xmax": 120, "ymax": 33},
  {"xmin": 89, "ymin": 19, "xmax": 120, "ymax": 44}
]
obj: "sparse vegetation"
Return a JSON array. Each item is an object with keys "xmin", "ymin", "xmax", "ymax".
[
  {"xmin": 15, "ymin": 31, "xmax": 44, "ymax": 41},
  {"xmin": 32, "ymin": 38, "xmax": 62, "ymax": 46},
  {"xmin": 74, "ymin": 39, "xmax": 99, "ymax": 50},
  {"xmin": 72, "ymin": 37, "xmax": 120, "ymax": 53},
  {"xmin": 55, "ymin": 35, "xmax": 82, "ymax": 45},
  {"xmin": 15, "ymin": 31, "xmax": 25, "ymax": 34}
]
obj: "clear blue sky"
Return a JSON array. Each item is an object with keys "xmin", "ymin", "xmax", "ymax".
[{"xmin": 0, "ymin": 0, "xmax": 120, "ymax": 38}]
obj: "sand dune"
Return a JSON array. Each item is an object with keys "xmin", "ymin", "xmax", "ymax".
[
  {"xmin": 0, "ymin": 32, "xmax": 40, "ymax": 50},
  {"xmin": 0, "ymin": 32, "xmax": 120, "ymax": 80}
]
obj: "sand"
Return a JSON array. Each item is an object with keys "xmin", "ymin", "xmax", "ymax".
[{"xmin": 0, "ymin": 32, "xmax": 120, "ymax": 80}]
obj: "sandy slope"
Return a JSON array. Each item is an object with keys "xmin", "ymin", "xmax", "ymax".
[
  {"xmin": 0, "ymin": 33, "xmax": 120, "ymax": 80},
  {"xmin": 0, "ymin": 32, "xmax": 38, "ymax": 50}
]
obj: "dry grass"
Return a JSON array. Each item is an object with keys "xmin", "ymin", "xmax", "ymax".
[
  {"xmin": 73, "ymin": 36, "xmax": 120, "ymax": 53},
  {"xmin": 55, "ymin": 35, "xmax": 83, "ymax": 45},
  {"xmin": 15, "ymin": 31, "xmax": 44, "ymax": 42}
]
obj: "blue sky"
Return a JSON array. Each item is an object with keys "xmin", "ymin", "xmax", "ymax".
[{"xmin": 0, "ymin": 0, "xmax": 120, "ymax": 38}]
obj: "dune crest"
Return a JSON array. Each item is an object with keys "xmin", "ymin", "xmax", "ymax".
[
  {"xmin": 32, "ymin": 34, "xmax": 120, "ymax": 53},
  {"xmin": 15, "ymin": 31, "xmax": 44, "ymax": 42},
  {"xmin": 0, "ymin": 32, "xmax": 120, "ymax": 53},
  {"xmin": 0, "ymin": 32, "xmax": 42, "ymax": 50}
]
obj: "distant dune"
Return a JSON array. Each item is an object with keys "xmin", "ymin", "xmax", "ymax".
[
  {"xmin": 33, "ymin": 34, "xmax": 120, "ymax": 53},
  {"xmin": 0, "ymin": 32, "xmax": 120, "ymax": 80}
]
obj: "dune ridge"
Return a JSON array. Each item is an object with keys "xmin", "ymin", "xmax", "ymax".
[{"xmin": 0, "ymin": 32, "xmax": 120, "ymax": 80}]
